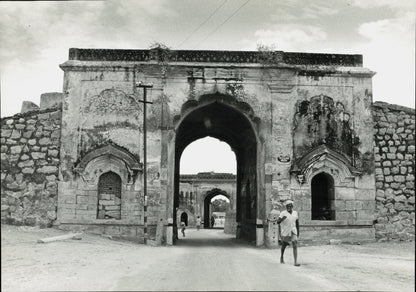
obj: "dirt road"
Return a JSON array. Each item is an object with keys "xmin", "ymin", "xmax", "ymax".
[{"xmin": 1, "ymin": 224, "xmax": 414, "ymax": 291}]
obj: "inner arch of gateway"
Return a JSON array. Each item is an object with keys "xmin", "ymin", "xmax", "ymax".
[{"xmin": 172, "ymin": 95, "xmax": 262, "ymax": 242}]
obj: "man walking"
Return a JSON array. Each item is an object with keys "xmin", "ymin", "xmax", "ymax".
[{"xmin": 277, "ymin": 200, "xmax": 300, "ymax": 266}]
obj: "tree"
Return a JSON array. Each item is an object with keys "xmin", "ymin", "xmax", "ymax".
[{"xmin": 211, "ymin": 198, "xmax": 230, "ymax": 212}]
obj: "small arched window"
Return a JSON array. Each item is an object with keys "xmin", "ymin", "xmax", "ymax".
[
  {"xmin": 311, "ymin": 173, "xmax": 335, "ymax": 220},
  {"xmin": 97, "ymin": 171, "xmax": 121, "ymax": 220}
]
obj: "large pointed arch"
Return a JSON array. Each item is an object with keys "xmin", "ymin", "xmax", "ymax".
[
  {"xmin": 203, "ymin": 188, "xmax": 231, "ymax": 229},
  {"xmin": 171, "ymin": 93, "xmax": 264, "ymax": 243}
]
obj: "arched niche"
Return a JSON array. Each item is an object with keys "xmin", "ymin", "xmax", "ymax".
[
  {"xmin": 74, "ymin": 144, "xmax": 142, "ymax": 184},
  {"xmin": 97, "ymin": 171, "xmax": 122, "ymax": 220}
]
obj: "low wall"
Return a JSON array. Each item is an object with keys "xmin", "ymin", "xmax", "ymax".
[
  {"xmin": 57, "ymin": 222, "xmax": 150, "ymax": 243},
  {"xmin": 372, "ymin": 102, "xmax": 415, "ymax": 241},
  {"xmin": 1, "ymin": 108, "xmax": 62, "ymax": 227}
]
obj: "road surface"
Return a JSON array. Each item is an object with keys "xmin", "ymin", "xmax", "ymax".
[
  {"xmin": 1, "ymin": 225, "xmax": 414, "ymax": 291},
  {"xmin": 116, "ymin": 229, "xmax": 334, "ymax": 291}
]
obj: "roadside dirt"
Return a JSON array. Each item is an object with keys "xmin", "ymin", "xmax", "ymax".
[{"xmin": 1, "ymin": 224, "xmax": 414, "ymax": 291}]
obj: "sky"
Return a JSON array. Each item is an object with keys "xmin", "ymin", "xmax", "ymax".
[
  {"xmin": 1, "ymin": 0, "xmax": 415, "ymax": 173},
  {"xmin": 180, "ymin": 137, "xmax": 236, "ymax": 174}
]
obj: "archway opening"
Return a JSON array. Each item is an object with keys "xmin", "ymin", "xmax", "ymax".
[
  {"xmin": 180, "ymin": 212, "xmax": 188, "ymax": 226},
  {"xmin": 311, "ymin": 172, "xmax": 335, "ymax": 220},
  {"xmin": 209, "ymin": 194, "xmax": 230, "ymax": 229},
  {"xmin": 202, "ymin": 190, "xmax": 232, "ymax": 229},
  {"xmin": 174, "ymin": 98, "xmax": 258, "ymax": 243}
]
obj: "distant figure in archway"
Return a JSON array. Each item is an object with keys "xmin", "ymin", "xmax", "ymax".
[
  {"xmin": 196, "ymin": 216, "xmax": 201, "ymax": 231},
  {"xmin": 180, "ymin": 222, "xmax": 186, "ymax": 237},
  {"xmin": 211, "ymin": 216, "xmax": 215, "ymax": 229}
]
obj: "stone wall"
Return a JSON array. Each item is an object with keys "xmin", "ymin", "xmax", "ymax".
[
  {"xmin": 1, "ymin": 107, "xmax": 62, "ymax": 227},
  {"xmin": 372, "ymin": 102, "xmax": 415, "ymax": 241},
  {"xmin": 97, "ymin": 193, "xmax": 121, "ymax": 219}
]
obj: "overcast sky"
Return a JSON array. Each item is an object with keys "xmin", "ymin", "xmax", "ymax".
[{"xmin": 1, "ymin": 0, "xmax": 414, "ymax": 173}]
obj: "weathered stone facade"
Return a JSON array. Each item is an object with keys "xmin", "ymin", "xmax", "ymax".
[
  {"xmin": 1, "ymin": 48, "xmax": 414, "ymax": 246},
  {"xmin": 372, "ymin": 102, "xmax": 415, "ymax": 241},
  {"xmin": 1, "ymin": 107, "xmax": 62, "ymax": 227}
]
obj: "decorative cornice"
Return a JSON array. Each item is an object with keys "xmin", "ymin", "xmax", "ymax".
[
  {"xmin": 66, "ymin": 48, "xmax": 363, "ymax": 67},
  {"xmin": 283, "ymin": 52, "xmax": 362, "ymax": 67},
  {"xmin": 180, "ymin": 172, "xmax": 236, "ymax": 182}
]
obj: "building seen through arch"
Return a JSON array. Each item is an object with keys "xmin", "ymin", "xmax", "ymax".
[{"xmin": 178, "ymin": 172, "xmax": 236, "ymax": 232}]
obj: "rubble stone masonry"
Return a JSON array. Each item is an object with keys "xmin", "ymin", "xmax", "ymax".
[
  {"xmin": 1, "ymin": 107, "xmax": 61, "ymax": 227},
  {"xmin": 372, "ymin": 102, "xmax": 415, "ymax": 241}
]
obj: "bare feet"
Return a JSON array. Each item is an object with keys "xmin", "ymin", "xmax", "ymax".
[
  {"xmin": 294, "ymin": 263, "xmax": 301, "ymax": 266},
  {"xmin": 280, "ymin": 257, "xmax": 285, "ymax": 264}
]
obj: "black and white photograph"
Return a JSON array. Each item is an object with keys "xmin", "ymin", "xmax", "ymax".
[{"xmin": 1, "ymin": 1, "xmax": 414, "ymax": 291}]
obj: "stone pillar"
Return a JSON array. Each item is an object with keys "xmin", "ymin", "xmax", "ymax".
[
  {"xmin": 224, "ymin": 210, "xmax": 236, "ymax": 235},
  {"xmin": 166, "ymin": 218, "xmax": 173, "ymax": 245},
  {"xmin": 266, "ymin": 209, "xmax": 280, "ymax": 248},
  {"xmin": 256, "ymin": 219, "xmax": 264, "ymax": 246}
]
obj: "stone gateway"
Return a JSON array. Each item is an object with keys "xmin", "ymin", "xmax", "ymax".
[{"xmin": 1, "ymin": 48, "xmax": 414, "ymax": 246}]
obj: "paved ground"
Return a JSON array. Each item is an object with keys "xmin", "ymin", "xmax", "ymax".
[{"xmin": 1, "ymin": 224, "xmax": 414, "ymax": 291}]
